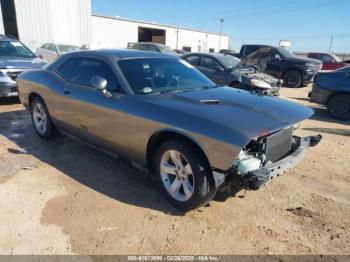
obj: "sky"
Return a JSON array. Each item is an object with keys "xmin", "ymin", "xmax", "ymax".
[{"xmin": 92, "ymin": 0, "xmax": 350, "ymax": 53}]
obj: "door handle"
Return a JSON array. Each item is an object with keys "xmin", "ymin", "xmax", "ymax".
[{"xmin": 63, "ymin": 88, "xmax": 70, "ymax": 94}]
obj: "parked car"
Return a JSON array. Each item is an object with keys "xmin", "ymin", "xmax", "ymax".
[
  {"xmin": 219, "ymin": 49, "xmax": 239, "ymax": 57},
  {"xmin": 18, "ymin": 49, "xmax": 321, "ymax": 211},
  {"xmin": 240, "ymin": 46, "xmax": 322, "ymax": 88},
  {"xmin": 307, "ymin": 53, "xmax": 348, "ymax": 71},
  {"xmin": 0, "ymin": 35, "xmax": 47, "ymax": 98},
  {"xmin": 234, "ymin": 44, "xmax": 270, "ymax": 59},
  {"xmin": 182, "ymin": 52, "xmax": 281, "ymax": 96},
  {"xmin": 36, "ymin": 43, "xmax": 80, "ymax": 62},
  {"xmin": 174, "ymin": 49, "xmax": 188, "ymax": 55},
  {"xmin": 127, "ymin": 42, "xmax": 178, "ymax": 56},
  {"xmin": 309, "ymin": 66, "xmax": 350, "ymax": 120}
]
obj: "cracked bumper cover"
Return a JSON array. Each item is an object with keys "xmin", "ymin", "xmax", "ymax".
[{"xmin": 213, "ymin": 135, "xmax": 322, "ymax": 189}]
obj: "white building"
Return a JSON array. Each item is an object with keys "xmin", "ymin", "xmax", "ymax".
[{"xmin": 0, "ymin": 0, "xmax": 229, "ymax": 52}]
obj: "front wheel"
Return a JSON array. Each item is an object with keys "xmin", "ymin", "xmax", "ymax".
[
  {"xmin": 155, "ymin": 140, "xmax": 215, "ymax": 211},
  {"xmin": 283, "ymin": 71, "xmax": 302, "ymax": 88},
  {"xmin": 30, "ymin": 97, "xmax": 55, "ymax": 139},
  {"xmin": 327, "ymin": 94, "xmax": 350, "ymax": 120}
]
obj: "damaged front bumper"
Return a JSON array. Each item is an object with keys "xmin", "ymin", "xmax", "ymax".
[{"xmin": 213, "ymin": 135, "xmax": 322, "ymax": 190}]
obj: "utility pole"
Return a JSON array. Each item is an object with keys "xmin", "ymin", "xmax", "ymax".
[
  {"xmin": 219, "ymin": 18, "xmax": 224, "ymax": 51},
  {"xmin": 176, "ymin": 28, "xmax": 179, "ymax": 49},
  {"xmin": 329, "ymin": 35, "xmax": 334, "ymax": 53}
]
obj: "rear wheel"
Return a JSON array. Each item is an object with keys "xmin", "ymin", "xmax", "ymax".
[
  {"xmin": 155, "ymin": 140, "xmax": 215, "ymax": 211},
  {"xmin": 283, "ymin": 71, "xmax": 302, "ymax": 88},
  {"xmin": 30, "ymin": 97, "xmax": 55, "ymax": 139},
  {"xmin": 327, "ymin": 94, "xmax": 350, "ymax": 120}
]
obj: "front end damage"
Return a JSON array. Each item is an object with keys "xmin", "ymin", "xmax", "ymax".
[{"xmin": 213, "ymin": 127, "xmax": 322, "ymax": 191}]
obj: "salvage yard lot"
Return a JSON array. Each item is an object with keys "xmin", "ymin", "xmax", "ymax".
[{"xmin": 0, "ymin": 86, "xmax": 349, "ymax": 255}]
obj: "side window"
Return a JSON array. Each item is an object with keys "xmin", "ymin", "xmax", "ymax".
[
  {"xmin": 308, "ymin": 53, "xmax": 317, "ymax": 59},
  {"xmin": 48, "ymin": 44, "xmax": 57, "ymax": 52},
  {"xmin": 57, "ymin": 57, "xmax": 121, "ymax": 92},
  {"xmin": 184, "ymin": 55, "xmax": 200, "ymax": 66},
  {"xmin": 148, "ymin": 45, "xmax": 159, "ymax": 52},
  {"xmin": 139, "ymin": 44, "xmax": 148, "ymax": 51},
  {"xmin": 244, "ymin": 46, "xmax": 260, "ymax": 56},
  {"xmin": 319, "ymin": 54, "xmax": 333, "ymax": 63},
  {"xmin": 200, "ymin": 57, "xmax": 223, "ymax": 70}
]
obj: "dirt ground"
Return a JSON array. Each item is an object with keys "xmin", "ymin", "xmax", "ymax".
[{"xmin": 0, "ymin": 86, "xmax": 349, "ymax": 255}]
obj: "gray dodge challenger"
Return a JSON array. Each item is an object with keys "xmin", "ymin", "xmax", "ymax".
[{"xmin": 17, "ymin": 49, "xmax": 322, "ymax": 211}]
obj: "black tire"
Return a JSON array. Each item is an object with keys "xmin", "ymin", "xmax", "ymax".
[
  {"xmin": 30, "ymin": 97, "xmax": 55, "ymax": 139},
  {"xmin": 154, "ymin": 140, "xmax": 216, "ymax": 211},
  {"xmin": 283, "ymin": 71, "xmax": 302, "ymax": 88},
  {"xmin": 327, "ymin": 94, "xmax": 350, "ymax": 120}
]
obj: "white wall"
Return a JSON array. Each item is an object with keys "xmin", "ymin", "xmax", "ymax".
[
  {"xmin": 0, "ymin": 2, "xmax": 4, "ymax": 35},
  {"xmin": 14, "ymin": 0, "xmax": 92, "ymax": 50},
  {"xmin": 92, "ymin": 15, "xmax": 229, "ymax": 52}
]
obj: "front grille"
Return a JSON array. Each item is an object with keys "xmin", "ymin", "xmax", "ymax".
[
  {"xmin": 265, "ymin": 127, "xmax": 293, "ymax": 162},
  {"xmin": 7, "ymin": 71, "xmax": 22, "ymax": 81}
]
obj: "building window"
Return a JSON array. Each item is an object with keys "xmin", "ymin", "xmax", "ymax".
[{"xmin": 183, "ymin": 46, "xmax": 191, "ymax": 52}]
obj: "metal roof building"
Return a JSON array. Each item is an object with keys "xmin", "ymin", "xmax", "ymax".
[{"xmin": 0, "ymin": 0, "xmax": 230, "ymax": 52}]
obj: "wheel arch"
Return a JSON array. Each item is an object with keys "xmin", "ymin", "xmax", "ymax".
[
  {"xmin": 28, "ymin": 92, "xmax": 44, "ymax": 109},
  {"xmin": 146, "ymin": 129, "xmax": 211, "ymax": 174},
  {"xmin": 326, "ymin": 91, "xmax": 350, "ymax": 105}
]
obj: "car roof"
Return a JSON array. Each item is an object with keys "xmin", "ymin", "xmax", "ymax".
[
  {"xmin": 184, "ymin": 52, "xmax": 231, "ymax": 58},
  {"xmin": 0, "ymin": 35, "xmax": 18, "ymax": 42},
  {"xmin": 137, "ymin": 42, "xmax": 166, "ymax": 47},
  {"xmin": 57, "ymin": 48, "xmax": 178, "ymax": 60}
]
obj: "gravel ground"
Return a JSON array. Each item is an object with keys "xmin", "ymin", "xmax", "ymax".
[{"xmin": 0, "ymin": 86, "xmax": 349, "ymax": 255}]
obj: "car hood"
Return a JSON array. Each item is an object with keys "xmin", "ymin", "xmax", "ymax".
[
  {"xmin": 142, "ymin": 87, "xmax": 313, "ymax": 147},
  {"xmin": 0, "ymin": 57, "xmax": 47, "ymax": 69},
  {"xmin": 236, "ymin": 67, "xmax": 281, "ymax": 86}
]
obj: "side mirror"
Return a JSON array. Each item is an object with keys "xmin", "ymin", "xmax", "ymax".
[
  {"xmin": 216, "ymin": 66, "xmax": 225, "ymax": 72},
  {"xmin": 36, "ymin": 54, "xmax": 43, "ymax": 59},
  {"xmin": 274, "ymin": 54, "xmax": 282, "ymax": 61},
  {"xmin": 91, "ymin": 75, "xmax": 107, "ymax": 90},
  {"xmin": 91, "ymin": 75, "xmax": 112, "ymax": 98}
]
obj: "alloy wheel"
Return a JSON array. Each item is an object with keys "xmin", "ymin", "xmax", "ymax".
[{"xmin": 159, "ymin": 150, "xmax": 195, "ymax": 202}]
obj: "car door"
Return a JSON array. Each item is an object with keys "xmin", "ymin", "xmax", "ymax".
[
  {"xmin": 265, "ymin": 48, "xmax": 283, "ymax": 78},
  {"xmin": 197, "ymin": 56, "xmax": 227, "ymax": 85},
  {"xmin": 54, "ymin": 56, "xmax": 129, "ymax": 156}
]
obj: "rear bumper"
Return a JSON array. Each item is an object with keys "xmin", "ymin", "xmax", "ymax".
[
  {"xmin": 242, "ymin": 135, "xmax": 322, "ymax": 189},
  {"xmin": 308, "ymin": 84, "xmax": 331, "ymax": 105}
]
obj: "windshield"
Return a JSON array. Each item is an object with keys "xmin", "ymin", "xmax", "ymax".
[
  {"xmin": 0, "ymin": 41, "xmax": 35, "ymax": 58},
  {"xmin": 277, "ymin": 47, "xmax": 295, "ymax": 58},
  {"xmin": 118, "ymin": 58, "xmax": 216, "ymax": 95},
  {"xmin": 58, "ymin": 44, "xmax": 80, "ymax": 53},
  {"xmin": 158, "ymin": 45, "xmax": 177, "ymax": 55},
  {"xmin": 217, "ymin": 55, "xmax": 241, "ymax": 69}
]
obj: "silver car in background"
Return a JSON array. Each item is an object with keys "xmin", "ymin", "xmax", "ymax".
[
  {"xmin": 36, "ymin": 43, "xmax": 80, "ymax": 62},
  {"xmin": 17, "ymin": 49, "xmax": 321, "ymax": 211},
  {"xmin": 0, "ymin": 35, "xmax": 47, "ymax": 98}
]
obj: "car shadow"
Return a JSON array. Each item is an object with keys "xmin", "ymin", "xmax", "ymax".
[
  {"xmin": 303, "ymin": 128, "xmax": 350, "ymax": 137},
  {"xmin": 309, "ymin": 106, "xmax": 350, "ymax": 125},
  {"xmin": 0, "ymin": 109, "xmax": 245, "ymax": 215},
  {"xmin": 0, "ymin": 97, "xmax": 21, "ymax": 105}
]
